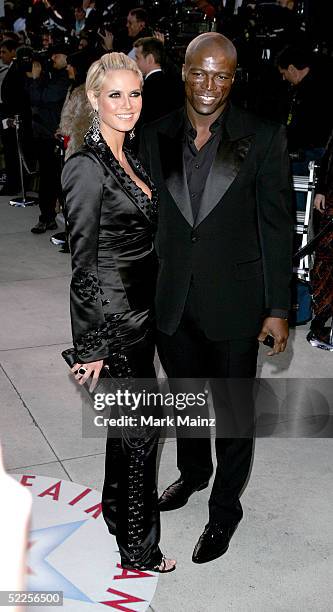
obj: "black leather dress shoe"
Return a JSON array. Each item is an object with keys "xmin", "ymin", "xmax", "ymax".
[
  {"xmin": 192, "ymin": 522, "xmax": 239, "ymax": 564},
  {"xmin": 158, "ymin": 478, "xmax": 209, "ymax": 511}
]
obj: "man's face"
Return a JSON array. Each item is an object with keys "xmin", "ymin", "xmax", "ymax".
[
  {"xmin": 42, "ymin": 34, "xmax": 51, "ymax": 48},
  {"xmin": 183, "ymin": 46, "xmax": 236, "ymax": 116},
  {"xmin": 79, "ymin": 38, "xmax": 88, "ymax": 50},
  {"xmin": 126, "ymin": 13, "xmax": 144, "ymax": 38},
  {"xmin": 0, "ymin": 46, "xmax": 16, "ymax": 65},
  {"xmin": 75, "ymin": 7, "xmax": 85, "ymax": 21},
  {"xmin": 135, "ymin": 46, "xmax": 149, "ymax": 76},
  {"xmin": 52, "ymin": 53, "xmax": 67, "ymax": 70},
  {"xmin": 278, "ymin": 64, "xmax": 298, "ymax": 85}
]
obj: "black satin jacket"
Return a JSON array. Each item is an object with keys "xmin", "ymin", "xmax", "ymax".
[{"xmin": 61, "ymin": 130, "xmax": 158, "ymax": 363}]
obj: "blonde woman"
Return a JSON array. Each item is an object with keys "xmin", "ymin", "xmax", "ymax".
[{"xmin": 61, "ymin": 53, "xmax": 176, "ymax": 573}]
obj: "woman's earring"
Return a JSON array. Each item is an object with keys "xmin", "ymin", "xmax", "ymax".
[
  {"xmin": 91, "ymin": 109, "xmax": 100, "ymax": 142},
  {"xmin": 129, "ymin": 129, "xmax": 135, "ymax": 140}
]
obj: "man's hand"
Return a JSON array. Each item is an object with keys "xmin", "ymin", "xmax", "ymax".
[
  {"xmin": 314, "ymin": 193, "xmax": 326, "ymax": 213},
  {"xmin": 98, "ymin": 29, "xmax": 114, "ymax": 51},
  {"xmin": 153, "ymin": 30, "xmax": 165, "ymax": 44},
  {"xmin": 54, "ymin": 127, "xmax": 63, "ymax": 139},
  {"xmin": 31, "ymin": 61, "xmax": 42, "ymax": 80},
  {"xmin": 258, "ymin": 317, "xmax": 289, "ymax": 356}
]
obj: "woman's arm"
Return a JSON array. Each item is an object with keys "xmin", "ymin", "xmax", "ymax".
[{"xmin": 62, "ymin": 154, "xmax": 109, "ymax": 366}]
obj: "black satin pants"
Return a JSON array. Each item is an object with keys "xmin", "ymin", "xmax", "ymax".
[{"xmin": 101, "ymin": 316, "xmax": 162, "ymax": 569}]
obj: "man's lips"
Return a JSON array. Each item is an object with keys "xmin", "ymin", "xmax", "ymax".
[{"xmin": 195, "ymin": 94, "xmax": 218, "ymax": 103}]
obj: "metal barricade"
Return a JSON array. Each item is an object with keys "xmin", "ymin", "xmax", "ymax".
[{"xmin": 292, "ymin": 160, "xmax": 317, "ymax": 282}]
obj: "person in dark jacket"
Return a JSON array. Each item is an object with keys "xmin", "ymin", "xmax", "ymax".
[
  {"xmin": 27, "ymin": 42, "xmax": 70, "ymax": 233},
  {"xmin": 307, "ymin": 131, "xmax": 333, "ymax": 348},
  {"xmin": 0, "ymin": 39, "xmax": 31, "ymax": 195},
  {"xmin": 140, "ymin": 32, "xmax": 293, "ymax": 565},
  {"xmin": 125, "ymin": 8, "xmax": 152, "ymax": 57},
  {"xmin": 134, "ymin": 36, "xmax": 184, "ymax": 127},
  {"xmin": 276, "ymin": 46, "xmax": 332, "ymax": 166}
]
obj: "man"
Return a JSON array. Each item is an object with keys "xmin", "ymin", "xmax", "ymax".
[
  {"xmin": 0, "ymin": 39, "xmax": 24, "ymax": 195},
  {"xmin": 126, "ymin": 8, "xmax": 151, "ymax": 58},
  {"xmin": 27, "ymin": 43, "xmax": 70, "ymax": 233},
  {"xmin": 134, "ymin": 36, "xmax": 183, "ymax": 126},
  {"xmin": 73, "ymin": 4, "xmax": 86, "ymax": 36},
  {"xmin": 276, "ymin": 45, "xmax": 332, "ymax": 165},
  {"xmin": 140, "ymin": 33, "xmax": 293, "ymax": 564}
]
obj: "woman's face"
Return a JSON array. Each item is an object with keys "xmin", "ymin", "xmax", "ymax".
[{"xmin": 92, "ymin": 69, "xmax": 142, "ymax": 134}]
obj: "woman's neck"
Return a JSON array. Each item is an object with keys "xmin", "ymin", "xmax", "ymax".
[{"xmin": 100, "ymin": 125, "xmax": 126, "ymax": 163}]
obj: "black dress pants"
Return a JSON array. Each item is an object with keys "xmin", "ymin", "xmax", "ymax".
[
  {"xmin": 35, "ymin": 138, "xmax": 62, "ymax": 223},
  {"xmin": 1, "ymin": 125, "xmax": 20, "ymax": 191},
  {"xmin": 157, "ymin": 283, "xmax": 258, "ymax": 526},
  {"xmin": 101, "ymin": 319, "xmax": 162, "ymax": 569}
]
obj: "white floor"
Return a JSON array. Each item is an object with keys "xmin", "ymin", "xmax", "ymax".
[{"xmin": 0, "ymin": 195, "xmax": 332, "ymax": 611}]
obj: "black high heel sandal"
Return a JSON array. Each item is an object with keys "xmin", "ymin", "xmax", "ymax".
[
  {"xmin": 152, "ymin": 556, "xmax": 176, "ymax": 573},
  {"xmin": 121, "ymin": 555, "xmax": 176, "ymax": 573}
]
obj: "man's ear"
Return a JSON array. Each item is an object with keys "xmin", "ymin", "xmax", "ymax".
[
  {"xmin": 182, "ymin": 64, "xmax": 186, "ymax": 82},
  {"xmin": 87, "ymin": 90, "xmax": 97, "ymax": 110}
]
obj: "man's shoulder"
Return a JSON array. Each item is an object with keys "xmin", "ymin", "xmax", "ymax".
[
  {"xmin": 229, "ymin": 104, "xmax": 283, "ymax": 137},
  {"xmin": 141, "ymin": 107, "xmax": 184, "ymax": 137}
]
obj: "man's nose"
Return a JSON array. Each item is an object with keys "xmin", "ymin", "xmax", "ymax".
[{"xmin": 203, "ymin": 76, "xmax": 216, "ymax": 91}]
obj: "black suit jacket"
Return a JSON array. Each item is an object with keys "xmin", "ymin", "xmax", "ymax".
[
  {"xmin": 62, "ymin": 143, "xmax": 157, "ymax": 363},
  {"xmin": 140, "ymin": 70, "xmax": 184, "ymax": 126},
  {"xmin": 140, "ymin": 104, "xmax": 294, "ymax": 340},
  {"xmin": 1, "ymin": 61, "xmax": 31, "ymax": 123}
]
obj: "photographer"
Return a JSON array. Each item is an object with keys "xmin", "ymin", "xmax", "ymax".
[
  {"xmin": 0, "ymin": 39, "xmax": 21, "ymax": 195},
  {"xmin": 26, "ymin": 43, "xmax": 70, "ymax": 234}
]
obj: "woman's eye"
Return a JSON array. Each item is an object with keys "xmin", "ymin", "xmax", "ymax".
[
  {"xmin": 109, "ymin": 92, "xmax": 120, "ymax": 98},
  {"xmin": 130, "ymin": 91, "xmax": 141, "ymax": 97}
]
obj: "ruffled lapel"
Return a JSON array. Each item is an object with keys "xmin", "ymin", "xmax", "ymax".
[{"xmin": 84, "ymin": 126, "xmax": 158, "ymax": 226}]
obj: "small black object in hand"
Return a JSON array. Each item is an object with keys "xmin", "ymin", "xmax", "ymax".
[{"xmin": 263, "ymin": 334, "xmax": 275, "ymax": 348}]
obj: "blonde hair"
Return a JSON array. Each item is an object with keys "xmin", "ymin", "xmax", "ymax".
[{"xmin": 85, "ymin": 52, "xmax": 143, "ymax": 104}]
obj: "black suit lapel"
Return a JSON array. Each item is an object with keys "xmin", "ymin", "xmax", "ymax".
[
  {"xmin": 194, "ymin": 130, "xmax": 252, "ymax": 228},
  {"xmin": 158, "ymin": 123, "xmax": 194, "ymax": 227}
]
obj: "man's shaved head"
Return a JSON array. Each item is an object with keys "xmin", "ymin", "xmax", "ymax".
[
  {"xmin": 183, "ymin": 33, "xmax": 237, "ymax": 119},
  {"xmin": 185, "ymin": 33, "xmax": 237, "ymax": 71}
]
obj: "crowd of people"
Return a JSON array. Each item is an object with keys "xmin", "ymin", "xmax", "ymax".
[{"xmin": 0, "ymin": 1, "xmax": 332, "ymax": 211}]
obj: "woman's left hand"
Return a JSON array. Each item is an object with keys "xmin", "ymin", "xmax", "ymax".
[{"xmin": 71, "ymin": 360, "xmax": 104, "ymax": 392}]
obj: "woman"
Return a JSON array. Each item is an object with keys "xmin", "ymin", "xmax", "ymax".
[
  {"xmin": 61, "ymin": 52, "xmax": 176, "ymax": 573},
  {"xmin": 57, "ymin": 49, "xmax": 92, "ymax": 160},
  {"xmin": 308, "ymin": 130, "xmax": 333, "ymax": 346}
]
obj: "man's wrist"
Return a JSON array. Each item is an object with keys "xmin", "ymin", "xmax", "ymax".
[{"xmin": 267, "ymin": 309, "xmax": 289, "ymax": 319}]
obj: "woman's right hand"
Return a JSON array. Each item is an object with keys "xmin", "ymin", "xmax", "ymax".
[
  {"xmin": 71, "ymin": 360, "xmax": 104, "ymax": 392},
  {"xmin": 314, "ymin": 193, "xmax": 326, "ymax": 213}
]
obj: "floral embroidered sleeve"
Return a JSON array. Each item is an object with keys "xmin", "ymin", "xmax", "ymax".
[{"xmin": 62, "ymin": 153, "xmax": 109, "ymax": 363}]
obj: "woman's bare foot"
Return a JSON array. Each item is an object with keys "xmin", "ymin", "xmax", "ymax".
[{"xmin": 157, "ymin": 556, "xmax": 176, "ymax": 573}]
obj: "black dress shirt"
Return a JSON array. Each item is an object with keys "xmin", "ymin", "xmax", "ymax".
[{"xmin": 183, "ymin": 110, "xmax": 224, "ymax": 221}]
